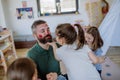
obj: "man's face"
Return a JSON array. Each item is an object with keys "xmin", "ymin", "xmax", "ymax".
[{"xmin": 35, "ymin": 23, "xmax": 52, "ymax": 44}]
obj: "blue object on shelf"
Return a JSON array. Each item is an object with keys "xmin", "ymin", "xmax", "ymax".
[{"xmin": 45, "ymin": 13, "xmax": 50, "ymax": 16}]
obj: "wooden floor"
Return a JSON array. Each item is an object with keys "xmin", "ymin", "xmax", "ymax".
[
  {"xmin": 16, "ymin": 48, "xmax": 29, "ymax": 58},
  {"xmin": 106, "ymin": 47, "xmax": 120, "ymax": 67}
]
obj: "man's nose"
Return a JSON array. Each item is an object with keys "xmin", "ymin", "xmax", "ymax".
[{"xmin": 45, "ymin": 31, "xmax": 50, "ymax": 35}]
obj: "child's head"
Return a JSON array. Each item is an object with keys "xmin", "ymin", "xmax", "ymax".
[
  {"xmin": 7, "ymin": 57, "xmax": 37, "ymax": 80},
  {"xmin": 55, "ymin": 23, "xmax": 85, "ymax": 50},
  {"xmin": 85, "ymin": 27, "xmax": 103, "ymax": 51}
]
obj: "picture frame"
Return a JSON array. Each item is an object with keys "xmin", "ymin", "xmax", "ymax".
[{"xmin": 16, "ymin": 7, "xmax": 33, "ymax": 19}]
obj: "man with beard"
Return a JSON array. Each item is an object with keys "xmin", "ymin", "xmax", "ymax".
[{"xmin": 27, "ymin": 20, "xmax": 61, "ymax": 80}]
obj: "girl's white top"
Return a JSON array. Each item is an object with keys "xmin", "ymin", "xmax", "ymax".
[{"xmin": 56, "ymin": 44, "xmax": 101, "ymax": 80}]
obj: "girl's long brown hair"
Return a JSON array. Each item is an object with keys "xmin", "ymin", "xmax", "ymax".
[
  {"xmin": 56, "ymin": 23, "xmax": 85, "ymax": 50},
  {"xmin": 86, "ymin": 27, "xmax": 103, "ymax": 51}
]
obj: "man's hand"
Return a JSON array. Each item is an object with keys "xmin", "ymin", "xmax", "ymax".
[{"xmin": 46, "ymin": 72, "xmax": 58, "ymax": 80}]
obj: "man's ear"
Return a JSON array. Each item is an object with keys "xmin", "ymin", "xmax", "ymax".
[{"xmin": 33, "ymin": 34, "xmax": 41, "ymax": 44}]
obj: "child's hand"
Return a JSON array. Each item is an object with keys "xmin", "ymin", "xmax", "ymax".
[
  {"xmin": 47, "ymin": 42, "xmax": 57, "ymax": 49},
  {"xmin": 46, "ymin": 72, "xmax": 58, "ymax": 80}
]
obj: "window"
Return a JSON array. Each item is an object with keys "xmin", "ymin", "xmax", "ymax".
[{"xmin": 37, "ymin": 0, "xmax": 79, "ymax": 16}]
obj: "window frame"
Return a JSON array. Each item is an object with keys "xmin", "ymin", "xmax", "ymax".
[{"xmin": 37, "ymin": 0, "xmax": 79, "ymax": 16}]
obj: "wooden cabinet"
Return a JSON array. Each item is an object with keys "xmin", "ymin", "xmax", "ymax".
[{"xmin": 0, "ymin": 30, "xmax": 17, "ymax": 74}]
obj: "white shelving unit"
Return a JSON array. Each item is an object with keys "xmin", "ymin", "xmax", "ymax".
[{"xmin": 0, "ymin": 30, "xmax": 17, "ymax": 73}]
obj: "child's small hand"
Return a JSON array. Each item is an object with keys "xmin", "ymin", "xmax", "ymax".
[
  {"xmin": 46, "ymin": 72, "xmax": 57, "ymax": 80},
  {"xmin": 47, "ymin": 42, "xmax": 57, "ymax": 49}
]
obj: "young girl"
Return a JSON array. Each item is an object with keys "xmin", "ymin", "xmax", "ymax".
[
  {"xmin": 7, "ymin": 57, "xmax": 38, "ymax": 80},
  {"xmin": 7, "ymin": 57, "xmax": 66, "ymax": 80},
  {"xmin": 48, "ymin": 23, "xmax": 105, "ymax": 80},
  {"xmin": 85, "ymin": 26, "xmax": 104, "ymax": 76}
]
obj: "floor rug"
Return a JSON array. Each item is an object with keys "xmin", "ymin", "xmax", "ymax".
[{"xmin": 102, "ymin": 57, "xmax": 120, "ymax": 80}]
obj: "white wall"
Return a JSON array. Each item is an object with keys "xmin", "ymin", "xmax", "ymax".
[
  {"xmin": 3, "ymin": 0, "xmax": 38, "ymax": 36},
  {"xmin": 0, "ymin": 0, "xmax": 6, "ymax": 28},
  {"xmin": 1, "ymin": 0, "xmax": 119, "ymax": 47},
  {"xmin": 2, "ymin": 0, "xmax": 89, "ymax": 36}
]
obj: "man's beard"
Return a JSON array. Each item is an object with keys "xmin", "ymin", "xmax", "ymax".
[{"xmin": 37, "ymin": 34, "xmax": 52, "ymax": 44}]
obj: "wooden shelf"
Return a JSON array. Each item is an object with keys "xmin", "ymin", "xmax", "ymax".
[
  {"xmin": 0, "ymin": 30, "xmax": 17, "ymax": 74},
  {"xmin": 0, "ymin": 59, "xmax": 3, "ymax": 64},
  {"xmin": 0, "ymin": 43, "xmax": 12, "ymax": 53},
  {"xmin": 0, "ymin": 34, "xmax": 10, "ymax": 42}
]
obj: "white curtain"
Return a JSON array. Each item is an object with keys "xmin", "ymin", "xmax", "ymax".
[{"xmin": 99, "ymin": 0, "xmax": 120, "ymax": 55}]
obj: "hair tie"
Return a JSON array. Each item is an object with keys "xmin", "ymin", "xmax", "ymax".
[{"xmin": 72, "ymin": 25, "xmax": 78, "ymax": 35}]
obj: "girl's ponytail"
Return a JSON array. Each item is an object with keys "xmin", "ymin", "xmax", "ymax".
[{"xmin": 74, "ymin": 24, "xmax": 85, "ymax": 50}]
